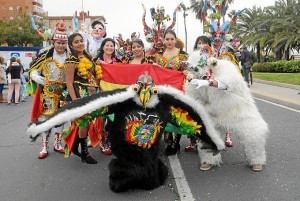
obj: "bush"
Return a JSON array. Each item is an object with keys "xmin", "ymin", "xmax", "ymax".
[{"xmin": 252, "ymin": 60, "xmax": 300, "ymax": 73}]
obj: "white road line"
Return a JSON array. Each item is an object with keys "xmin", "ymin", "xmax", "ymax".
[
  {"xmin": 168, "ymin": 155, "xmax": 195, "ymax": 201},
  {"xmin": 254, "ymin": 97, "xmax": 300, "ymax": 114}
]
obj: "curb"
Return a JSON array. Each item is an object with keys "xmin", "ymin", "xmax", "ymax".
[
  {"xmin": 251, "ymin": 79, "xmax": 300, "ymax": 110},
  {"xmin": 253, "ymin": 79, "xmax": 300, "ymax": 91},
  {"xmin": 251, "ymin": 89, "xmax": 300, "ymax": 111}
]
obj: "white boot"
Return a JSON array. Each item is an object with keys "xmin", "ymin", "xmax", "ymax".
[
  {"xmin": 38, "ymin": 133, "xmax": 49, "ymax": 159},
  {"xmin": 53, "ymin": 132, "xmax": 64, "ymax": 153}
]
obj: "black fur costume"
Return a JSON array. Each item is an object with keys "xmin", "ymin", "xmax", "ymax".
[{"xmin": 27, "ymin": 77, "xmax": 224, "ymax": 192}]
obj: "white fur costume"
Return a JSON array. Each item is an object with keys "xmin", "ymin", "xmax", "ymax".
[{"xmin": 185, "ymin": 52, "xmax": 269, "ymax": 167}]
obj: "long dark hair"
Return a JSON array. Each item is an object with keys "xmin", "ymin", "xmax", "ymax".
[
  {"xmin": 68, "ymin": 33, "xmax": 91, "ymax": 60},
  {"xmin": 163, "ymin": 29, "xmax": 177, "ymax": 39},
  {"xmin": 94, "ymin": 38, "xmax": 116, "ymax": 61},
  {"xmin": 193, "ymin": 36, "xmax": 211, "ymax": 50}
]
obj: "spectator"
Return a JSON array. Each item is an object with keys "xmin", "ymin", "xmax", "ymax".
[
  {"xmin": 15, "ymin": 58, "xmax": 27, "ymax": 102},
  {"xmin": 0, "ymin": 56, "xmax": 6, "ymax": 103},
  {"xmin": 6, "ymin": 57, "xmax": 22, "ymax": 105},
  {"xmin": 240, "ymin": 46, "xmax": 252, "ymax": 87}
]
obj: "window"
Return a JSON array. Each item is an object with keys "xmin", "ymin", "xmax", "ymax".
[
  {"xmin": 2, "ymin": 6, "xmax": 5, "ymax": 10},
  {"xmin": 10, "ymin": 16, "xmax": 14, "ymax": 20},
  {"xmin": 9, "ymin": 6, "xmax": 13, "ymax": 11},
  {"xmin": 17, "ymin": 6, "xmax": 22, "ymax": 11}
]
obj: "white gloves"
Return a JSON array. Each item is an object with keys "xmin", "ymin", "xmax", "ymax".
[
  {"xmin": 31, "ymin": 72, "xmax": 46, "ymax": 85},
  {"xmin": 190, "ymin": 79, "xmax": 209, "ymax": 89}
]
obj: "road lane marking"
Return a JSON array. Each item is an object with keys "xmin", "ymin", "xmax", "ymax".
[
  {"xmin": 254, "ymin": 97, "xmax": 300, "ymax": 113},
  {"xmin": 168, "ymin": 155, "xmax": 195, "ymax": 201}
]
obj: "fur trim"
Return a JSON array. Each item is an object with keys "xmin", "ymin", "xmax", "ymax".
[
  {"xmin": 158, "ymin": 85, "xmax": 225, "ymax": 150},
  {"xmin": 197, "ymin": 141, "xmax": 222, "ymax": 166},
  {"xmin": 185, "ymin": 59, "xmax": 269, "ymax": 166},
  {"xmin": 27, "ymin": 88, "xmax": 136, "ymax": 136}
]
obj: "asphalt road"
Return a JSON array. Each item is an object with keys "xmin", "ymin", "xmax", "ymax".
[{"xmin": 0, "ymin": 94, "xmax": 299, "ymax": 201}]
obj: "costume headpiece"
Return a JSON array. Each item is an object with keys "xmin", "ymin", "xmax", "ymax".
[
  {"xmin": 142, "ymin": 4, "xmax": 180, "ymax": 53},
  {"xmin": 201, "ymin": 0, "xmax": 245, "ymax": 56},
  {"xmin": 51, "ymin": 20, "xmax": 68, "ymax": 41},
  {"xmin": 133, "ymin": 72, "xmax": 158, "ymax": 107}
]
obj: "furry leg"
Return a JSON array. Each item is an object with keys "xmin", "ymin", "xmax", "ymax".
[
  {"xmin": 197, "ymin": 141, "xmax": 222, "ymax": 166},
  {"xmin": 240, "ymin": 130, "xmax": 267, "ymax": 166}
]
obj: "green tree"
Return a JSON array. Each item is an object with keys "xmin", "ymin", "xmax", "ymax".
[{"xmin": 0, "ymin": 8, "xmax": 43, "ymax": 46}]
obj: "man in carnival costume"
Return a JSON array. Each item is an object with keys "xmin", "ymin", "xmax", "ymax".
[
  {"xmin": 86, "ymin": 19, "xmax": 107, "ymax": 58},
  {"xmin": 184, "ymin": 0, "xmax": 246, "ymax": 155},
  {"xmin": 185, "ymin": 43, "xmax": 268, "ymax": 172},
  {"xmin": 27, "ymin": 20, "xmax": 69, "ymax": 159},
  {"xmin": 27, "ymin": 72, "xmax": 225, "ymax": 192}
]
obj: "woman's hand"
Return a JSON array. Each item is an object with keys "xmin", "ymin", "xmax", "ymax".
[
  {"xmin": 152, "ymin": 63, "xmax": 162, "ymax": 68},
  {"xmin": 96, "ymin": 60, "xmax": 107, "ymax": 65}
]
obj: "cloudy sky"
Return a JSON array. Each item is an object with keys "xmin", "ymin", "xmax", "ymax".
[{"xmin": 43, "ymin": 0, "xmax": 276, "ymax": 53}]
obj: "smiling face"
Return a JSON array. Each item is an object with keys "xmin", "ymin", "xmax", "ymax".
[
  {"xmin": 70, "ymin": 35, "xmax": 85, "ymax": 54},
  {"xmin": 163, "ymin": 32, "xmax": 176, "ymax": 49},
  {"xmin": 131, "ymin": 41, "xmax": 144, "ymax": 57},
  {"xmin": 103, "ymin": 41, "xmax": 115, "ymax": 56},
  {"xmin": 53, "ymin": 40, "xmax": 67, "ymax": 55}
]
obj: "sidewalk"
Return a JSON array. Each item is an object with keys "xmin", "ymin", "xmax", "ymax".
[{"xmin": 250, "ymin": 79, "xmax": 300, "ymax": 110}]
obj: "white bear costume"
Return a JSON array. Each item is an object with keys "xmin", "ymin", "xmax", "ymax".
[{"xmin": 185, "ymin": 51, "xmax": 269, "ymax": 170}]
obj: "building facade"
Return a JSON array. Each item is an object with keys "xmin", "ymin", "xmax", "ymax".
[
  {"xmin": 43, "ymin": 11, "xmax": 106, "ymax": 33},
  {"xmin": 0, "ymin": 0, "xmax": 43, "ymax": 22}
]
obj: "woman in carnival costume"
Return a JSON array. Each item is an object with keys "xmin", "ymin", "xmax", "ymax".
[
  {"xmin": 62, "ymin": 33, "xmax": 103, "ymax": 164},
  {"xmin": 155, "ymin": 29, "xmax": 188, "ymax": 156},
  {"xmin": 27, "ymin": 72, "xmax": 225, "ymax": 192},
  {"xmin": 123, "ymin": 39, "xmax": 149, "ymax": 64},
  {"xmin": 27, "ymin": 20, "xmax": 69, "ymax": 159},
  {"xmin": 185, "ymin": 45, "xmax": 268, "ymax": 172},
  {"xmin": 93, "ymin": 38, "xmax": 122, "ymax": 155}
]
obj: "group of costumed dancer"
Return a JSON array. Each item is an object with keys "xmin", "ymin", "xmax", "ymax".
[{"xmin": 27, "ymin": 0, "xmax": 268, "ymax": 192}]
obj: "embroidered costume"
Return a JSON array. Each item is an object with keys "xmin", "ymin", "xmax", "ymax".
[
  {"xmin": 156, "ymin": 50, "xmax": 188, "ymax": 71},
  {"xmin": 27, "ymin": 20, "xmax": 69, "ymax": 159},
  {"xmin": 27, "ymin": 73, "xmax": 224, "ymax": 192},
  {"xmin": 62, "ymin": 54, "xmax": 103, "ymax": 157}
]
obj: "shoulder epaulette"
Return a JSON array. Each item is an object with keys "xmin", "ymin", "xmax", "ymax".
[{"xmin": 65, "ymin": 55, "xmax": 80, "ymax": 64}]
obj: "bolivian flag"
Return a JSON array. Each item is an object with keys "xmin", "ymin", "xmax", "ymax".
[{"xmin": 100, "ymin": 64, "xmax": 185, "ymax": 91}]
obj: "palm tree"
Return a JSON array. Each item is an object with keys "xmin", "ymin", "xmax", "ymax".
[
  {"xmin": 268, "ymin": 0, "xmax": 300, "ymax": 59},
  {"xmin": 232, "ymin": 6, "xmax": 267, "ymax": 62}
]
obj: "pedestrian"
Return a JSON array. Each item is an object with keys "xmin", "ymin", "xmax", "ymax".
[
  {"xmin": 6, "ymin": 57, "xmax": 22, "ymax": 105},
  {"xmin": 17, "ymin": 58, "xmax": 27, "ymax": 102},
  {"xmin": 0, "ymin": 56, "xmax": 7, "ymax": 103},
  {"xmin": 240, "ymin": 46, "xmax": 252, "ymax": 87}
]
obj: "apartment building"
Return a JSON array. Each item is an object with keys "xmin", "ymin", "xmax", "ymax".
[{"xmin": 0, "ymin": 0, "xmax": 43, "ymax": 22}]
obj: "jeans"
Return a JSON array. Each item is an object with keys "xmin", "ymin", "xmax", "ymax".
[
  {"xmin": 242, "ymin": 66, "xmax": 251, "ymax": 84},
  {"xmin": 0, "ymin": 84, "xmax": 4, "ymax": 93}
]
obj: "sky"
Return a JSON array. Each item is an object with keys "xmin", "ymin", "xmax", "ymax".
[{"xmin": 43, "ymin": 0, "xmax": 276, "ymax": 53}]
